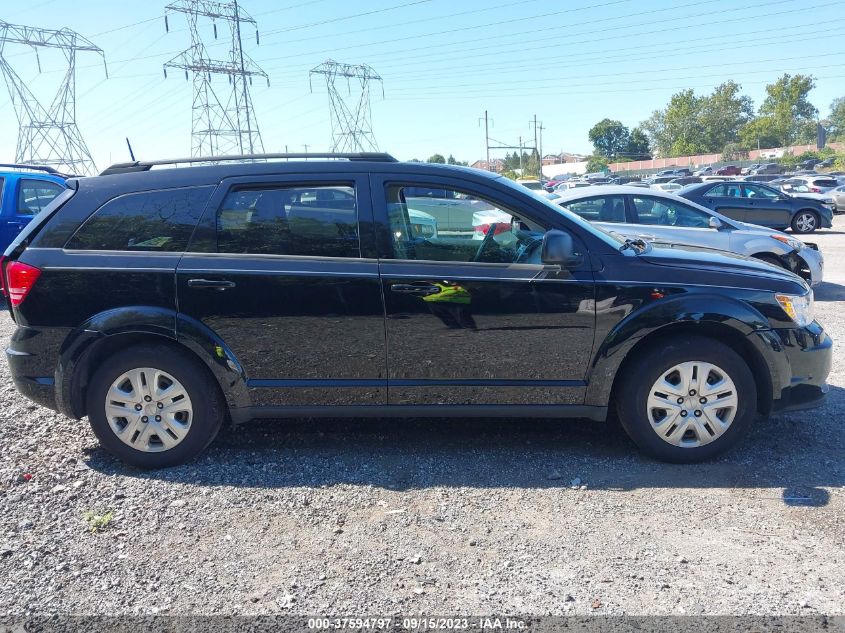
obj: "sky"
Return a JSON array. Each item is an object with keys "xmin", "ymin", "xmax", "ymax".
[{"xmin": 1, "ymin": 0, "xmax": 844, "ymax": 172}]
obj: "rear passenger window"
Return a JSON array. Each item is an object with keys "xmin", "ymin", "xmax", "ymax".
[
  {"xmin": 215, "ymin": 185, "xmax": 360, "ymax": 258},
  {"xmin": 562, "ymin": 196, "xmax": 626, "ymax": 222},
  {"xmin": 66, "ymin": 187, "xmax": 212, "ymax": 252}
]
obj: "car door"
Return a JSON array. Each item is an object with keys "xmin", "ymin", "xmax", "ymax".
[
  {"xmin": 371, "ymin": 174, "xmax": 596, "ymax": 407},
  {"xmin": 741, "ymin": 183, "xmax": 792, "ymax": 228},
  {"xmin": 627, "ymin": 195, "xmax": 731, "ymax": 251},
  {"xmin": 699, "ymin": 182, "xmax": 747, "ymax": 222},
  {"xmin": 176, "ymin": 174, "xmax": 388, "ymax": 409}
]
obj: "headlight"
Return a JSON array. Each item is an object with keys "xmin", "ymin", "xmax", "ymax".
[
  {"xmin": 770, "ymin": 234, "xmax": 803, "ymax": 251},
  {"xmin": 775, "ymin": 291, "xmax": 815, "ymax": 326},
  {"xmin": 822, "ymin": 199, "xmax": 835, "ymax": 207}
]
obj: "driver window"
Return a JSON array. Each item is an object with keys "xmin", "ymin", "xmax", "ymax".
[
  {"xmin": 385, "ymin": 184, "xmax": 544, "ymax": 263},
  {"xmin": 632, "ymin": 196, "xmax": 711, "ymax": 228}
]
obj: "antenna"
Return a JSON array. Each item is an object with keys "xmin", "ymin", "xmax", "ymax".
[
  {"xmin": 0, "ymin": 20, "xmax": 106, "ymax": 175},
  {"xmin": 310, "ymin": 59, "xmax": 382, "ymax": 153},
  {"xmin": 164, "ymin": 0, "xmax": 268, "ymax": 157}
]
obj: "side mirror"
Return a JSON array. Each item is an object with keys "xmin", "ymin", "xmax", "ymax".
[
  {"xmin": 541, "ymin": 230, "xmax": 581, "ymax": 267},
  {"xmin": 708, "ymin": 216, "xmax": 723, "ymax": 230}
]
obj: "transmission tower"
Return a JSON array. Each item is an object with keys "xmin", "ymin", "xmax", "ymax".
[
  {"xmin": 164, "ymin": 0, "xmax": 268, "ymax": 157},
  {"xmin": 0, "ymin": 21, "xmax": 106, "ymax": 176},
  {"xmin": 310, "ymin": 60, "xmax": 383, "ymax": 153}
]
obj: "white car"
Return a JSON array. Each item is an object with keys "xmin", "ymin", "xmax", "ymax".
[
  {"xmin": 779, "ymin": 176, "xmax": 840, "ymax": 195},
  {"xmin": 651, "ymin": 182, "xmax": 682, "ymax": 192},
  {"xmin": 550, "ymin": 185, "xmax": 824, "ymax": 286}
]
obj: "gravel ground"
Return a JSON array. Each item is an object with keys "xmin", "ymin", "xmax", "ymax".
[{"xmin": 1, "ymin": 220, "xmax": 844, "ymax": 619}]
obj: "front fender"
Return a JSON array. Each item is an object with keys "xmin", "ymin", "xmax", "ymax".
[{"xmin": 584, "ymin": 292, "xmax": 774, "ymax": 407}]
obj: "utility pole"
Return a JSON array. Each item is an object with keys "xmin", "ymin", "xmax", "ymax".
[
  {"xmin": 538, "ymin": 121, "xmax": 545, "ymax": 178},
  {"xmin": 518, "ymin": 136, "xmax": 523, "ymax": 173},
  {"xmin": 164, "ymin": 0, "xmax": 269, "ymax": 157},
  {"xmin": 529, "ymin": 115, "xmax": 543, "ymax": 179},
  {"xmin": 0, "ymin": 21, "xmax": 106, "ymax": 175},
  {"xmin": 310, "ymin": 60, "xmax": 382, "ymax": 152},
  {"xmin": 478, "ymin": 110, "xmax": 491, "ymax": 171},
  {"xmin": 303, "ymin": 144, "xmax": 310, "ymax": 153}
]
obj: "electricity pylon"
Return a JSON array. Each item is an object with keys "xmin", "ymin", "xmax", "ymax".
[
  {"xmin": 310, "ymin": 60, "xmax": 382, "ymax": 153},
  {"xmin": 164, "ymin": 0, "xmax": 268, "ymax": 157},
  {"xmin": 0, "ymin": 21, "xmax": 106, "ymax": 176}
]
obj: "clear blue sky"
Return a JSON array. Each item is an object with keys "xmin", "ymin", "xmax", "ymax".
[{"xmin": 1, "ymin": 0, "xmax": 844, "ymax": 170}]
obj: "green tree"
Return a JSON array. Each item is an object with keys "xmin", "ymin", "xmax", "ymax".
[
  {"xmin": 427, "ymin": 153, "xmax": 446, "ymax": 164},
  {"xmin": 827, "ymin": 97, "xmax": 845, "ymax": 141},
  {"xmin": 588, "ymin": 118, "xmax": 630, "ymax": 159},
  {"xmin": 758, "ymin": 73, "xmax": 817, "ymax": 146},
  {"xmin": 737, "ymin": 117, "xmax": 781, "ymax": 151},
  {"xmin": 698, "ymin": 81, "xmax": 754, "ymax": 151},
  {"xmin": 626, "ymin": 127, "xmax": 651, "ymax": 160},
  {"xmin": 585, "ymin": 155, "xmax": 609, "ymax": 173}
]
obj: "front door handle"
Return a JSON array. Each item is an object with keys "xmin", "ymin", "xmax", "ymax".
[
  {"xmin": 391, "ymin": 283, "xmax": 441, "ymax": 296},
  {"xmin": 187, "ymin": 278, "xmax": 236, "ymax": 290}
]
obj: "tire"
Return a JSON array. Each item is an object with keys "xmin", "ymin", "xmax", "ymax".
[
  {"xmin": 86, "ymin": 344, "xmax": 224, "ymax": 468},
  {"xmin": 791, "ymin": 210, "xmax": 819, "ymax": 234},
  {"xmin": 752, "ymin": 253, "xmax": 787, "ymax": 269},
  {"xmin": 616, "ymin": 336, "xmax": 756, "ymax": 463}
]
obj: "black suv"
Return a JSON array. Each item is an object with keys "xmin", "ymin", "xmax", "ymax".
[{"xmin": 1, "ymin": 153, "xmax": 832, "ymax": 468}]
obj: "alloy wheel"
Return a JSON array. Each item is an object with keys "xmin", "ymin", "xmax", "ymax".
[{"xmin": 795, "ymin": 213, "xmax": 817, "ymax": 232}]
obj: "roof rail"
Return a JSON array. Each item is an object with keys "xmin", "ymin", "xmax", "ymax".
[
  {"xmin": 0, "ymin": 163, "xmax": 76, "ymax": 177},
  {"xmin": 100, "ymin": 152, "xmax": 398, "ymax": 176}
]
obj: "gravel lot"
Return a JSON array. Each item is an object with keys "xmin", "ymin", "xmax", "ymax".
[{"xmin": 1, "ymin": 220, "xmax": 844, "ymax": 618}]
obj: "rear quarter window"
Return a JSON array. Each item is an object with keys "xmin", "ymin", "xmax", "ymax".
[{"xmin": 65, "ymin": 186, "xmax": 213, "ymax": 252}]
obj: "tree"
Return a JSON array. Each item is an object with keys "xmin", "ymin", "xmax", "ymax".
[
  {"xmin": 640, "ymin": 83, "xmax": 754, "ymax": 156},
  {"xmin": 698, "ymin": 81, "xmax": 754, "ymax": 151},
  {"xmin": 758, "ymin": 73, "xmax": 817, "ymax": 146},
  {"xmin": 427, "ymin": 153, "xmax": 446, "ymax": 164},
  {"xmin": 626, "ymin": 127, "xmax": 651, "ymax": 160},
  {"xmin": 588, "ymin": 118, "xmax": 630, "ymax": 159},
  {"xmin": 737, "ymin": 116, "xmax": 780, "ymax": 151},
  {"xmin": 585, "ymin": 155, "xmax": 609, "ymax": 173},
  {"xmin": 828, "ymin": 97, "xmax": 845, "ymax": 141}
]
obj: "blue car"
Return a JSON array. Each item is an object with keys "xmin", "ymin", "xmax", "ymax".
[{"xmin": 0, "ymin": 165, "xmax": 68, "ymax": 253}]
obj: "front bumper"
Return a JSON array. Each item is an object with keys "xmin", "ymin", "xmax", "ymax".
[
  {"xmin": 756, "ymin": 321, "xmax": 832, "ymax": 414},
  {"xmin": 793, "ymin": 245, "xmax": 824, "ymax": 286}
]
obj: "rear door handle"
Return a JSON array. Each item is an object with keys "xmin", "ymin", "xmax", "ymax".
[
  {"xmin": 391, "ymin": 283, "xmax": 441, "ymax": 296},
  {"xmin": 187, "ymin": 278, "xmax": 236, "ymax": 290}
]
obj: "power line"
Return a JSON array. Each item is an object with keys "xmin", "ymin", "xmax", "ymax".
[{"xmin": 262, "ymin": 0, "xmax": 435, "ymax": 36}]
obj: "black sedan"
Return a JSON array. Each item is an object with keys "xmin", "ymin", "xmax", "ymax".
[{"xmin": 678, "ymin": 181, "xmax": 834, "ymax": 233}]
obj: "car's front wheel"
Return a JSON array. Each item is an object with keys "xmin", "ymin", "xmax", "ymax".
[
  {"xmin": 86, "ymin": 344, "xmax": 224, "ymax": 468},
  {"xmin": 616, "ymin": 337, "xmax": 756, "ymax": 463},
  {"xmin": 791, "ymin": 210, "xmax": 819, "ymax": 233}
]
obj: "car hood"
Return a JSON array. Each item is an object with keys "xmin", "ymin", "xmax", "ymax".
[
  {"xmin": 790, "ymin": 192, "xmax": 830, "ymax": 203},
  {"xmin": 638, "ymin": 242, "xmax": 806, "ymax": 286}
]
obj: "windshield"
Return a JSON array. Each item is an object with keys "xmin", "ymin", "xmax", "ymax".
[{"xmin": 496, "ymin": 177, "xmax": 626, "ymax": 247}]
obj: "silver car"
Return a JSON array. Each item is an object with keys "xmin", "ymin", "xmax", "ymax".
[
  {"xmin": 550, "ymin": 185, "xmax": 823, "ymax": 286},
  {"xmin": 831, "ymin": 185, "xmax": 845, "ymax": 213}
]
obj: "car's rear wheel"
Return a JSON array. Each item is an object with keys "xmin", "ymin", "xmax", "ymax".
[
  {"xmin": 791, "ymin": 211, "xmax": 819, "ymax": 233},
  {"xmin": 616, "ymin": 337, "xmax": 756, "ymax": 463},
  {"xmin": 86, "ymin": 344, "xmax": 224, "ymax": 468}
]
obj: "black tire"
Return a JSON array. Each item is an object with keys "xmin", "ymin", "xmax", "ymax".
[
  {"xmin": 752, "ymin": 253, "xmax": 787, "ymax": 269},
  {"xmin": 616, "ymin": 336, "xmax": 756, "ymax": 463},
  {"xmin": 791, "ymin": 210, "xmax": 819, "ymax": 234},
  {"xmin": 86, "ymin": 344, "xmax": 224, "ymax": 468}
]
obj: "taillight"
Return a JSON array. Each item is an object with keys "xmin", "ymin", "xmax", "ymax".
[
  {"xmin": 0, "ymin": 256, "xmax": 6, "ymax": 298},
  {"xmin": 810, "ymin": 187, "xmax": 821, "ymax": 193},
  {"xmin": 6, "ymin": 261, "xmax": 41, "ymax": 307},
  {"xmin": 473, "ymin": 222, "xmax": 511, "ymax": 238}
]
